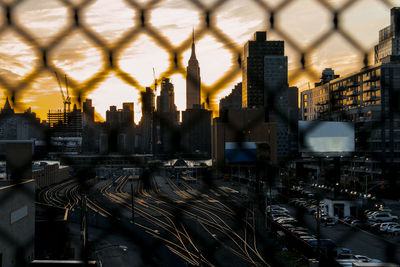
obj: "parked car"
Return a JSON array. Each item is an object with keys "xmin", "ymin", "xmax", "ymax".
[
  {"xmin": 378, "ymin": 206, "xmax": 392, "ymax": 213},
  {"xmin": 336, "ymin": 254, "xmax": 355, "ymax": 260},
  {"xmin": 292, "ymin": 230, "xmax": 309, "ymax": 237},
  {"xmin": 266, "ymin": 206, "xmax": 289, "ymax": 214},
  {"xmin": 293, "ymin": 226, "xmax": 308, "ymax": 232},
  {"xmin": 387, "ymin": 225, "xmax": 400, "ymax": 234},
  {"xmin": 304, "ymin": 191, "xmax": 315, "ymax": 198},
  {"xmin": 369, "ymin": 213, "xmax": 398, "ymax": 223},
  {"xmin": 325, "ymin": 217, "xmax": 337, "ymax": 226},
  {"xmin": 342, "ymin": 216, "xmax": 356, "ymax": 224},
  {"xmin": 336, "ymin": 259, "xmax": 358, "ymax": 267},
  {"xmin": 276, "ymin": 218, "xmax": 298, "ymax": 224},
  {"xmin": 306, "ymin": 239, "xmax": 337, "ymax": 256},
  {"xmin": 370, "ymin": 223, "xmax": 382, "ymax": 233},
  {"xmin": 336, "ymin": 247, "xmax": 353, "ymax": 256},
  {"xmin": 271, "ymin": 213, "xmax": 291, "ymax": 221},
  {"xmin": 300, "ymin": 235, "xmax": 316, "ymax": 241},
  {"xmin": 353, "ymin": 255, "xmax": 382, "ymax": 263},
  {"xmin": 366, "ymin": 211, "xmax": 381, "ymax": 218},
  {"xmin": 379, "ymin": 222, "xmax": 399, "ymax": 232}
]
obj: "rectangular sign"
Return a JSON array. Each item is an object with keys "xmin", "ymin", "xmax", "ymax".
[
  {"xmin": 11, "ymin": 205, "xmax": 28, "ymax": 224},
  {"xmin": 225, "ymin": 142, "xmax": 257, "ymax": 163},
  {"xmin": 299, "ymin": 121, "xmax": 355, "ymax": 153}
]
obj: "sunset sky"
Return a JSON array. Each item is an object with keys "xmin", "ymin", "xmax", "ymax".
[{"xmin": 0, "ymin": 0, "xmax": 396, "ymax": 122}]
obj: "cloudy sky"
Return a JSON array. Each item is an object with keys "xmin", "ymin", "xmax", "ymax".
[{"xmin": 0, "ymin": 0, "xmax": 396, "ymax": 122}]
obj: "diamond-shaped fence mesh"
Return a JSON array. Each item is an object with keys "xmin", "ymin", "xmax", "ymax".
[{"xmin": 0, "ymin": 0, "xmax": 399, "ymax": 266}]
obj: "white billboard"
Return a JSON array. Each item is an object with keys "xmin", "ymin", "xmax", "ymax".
[{"xmin": 299, "ymin": 121, "xmax": 355, "ymax": 154}]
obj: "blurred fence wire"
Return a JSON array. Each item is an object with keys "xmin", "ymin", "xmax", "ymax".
[{"xmin": 0, "ymin": 0, "xmax": 399, "ymax": 266}]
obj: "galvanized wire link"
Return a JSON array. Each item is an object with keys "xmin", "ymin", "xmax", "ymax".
[{"xmin": 0, "ymin": 0, "xmax": 399, "ymax": 266}]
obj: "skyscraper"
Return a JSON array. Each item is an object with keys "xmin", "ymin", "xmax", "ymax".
[
  {"xmin": 157, "ymin": 78, "xmax": 178, "ymax": 117},
  {"xmin": 138, "ymin": 87, "xmax": 155, "ymax": 154},
  {"xmin": 186, "ymin": 31, "xmax": 201, "ymax": 109},
  {"xmin": 375, "ymin": 7, "xmax": 400, "ymax": 63},
  {"xmin": 156, "ymin": 78, "xmax": 179, "ymax": 154},
  {"xmin": 82, "ymin": 98, "xmax": 95, "ymax": 123},
  {"xmin": 105, "ymin": 103, "xmax": 135, "ymax": 154},
  {"xmin": 242, "ymin": 31, "xmax": 284, "ymax": 108}
]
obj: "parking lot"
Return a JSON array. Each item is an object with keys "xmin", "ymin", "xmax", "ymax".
[{"xmin": 265, "ymin": 188, "xmax": 400, "ymax": 266}]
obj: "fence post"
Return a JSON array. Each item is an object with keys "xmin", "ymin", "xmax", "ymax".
[{"xmin": 131, "ymin": 182, "xmax": 135, "ymax": 223}]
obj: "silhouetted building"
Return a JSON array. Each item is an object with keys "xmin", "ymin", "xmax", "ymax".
[
  {"xmin": 82, "ymin": 98, "xmax": 95, "ymax": 123},
  {"xmin": 301, "ymin": 62, "xmax": 400, "ymax": 184},
  {"xmin": 219, "ymin": 82, "xmax": 242, "ymax": 115},
  {"xmin": 181, "ymin": 106, "xmax": 212, "ymax": 157},
  {"xmin": 242, "ymin": 31, "xmax": 284, "ymax": 108},
  {"xmin": 157, "ymin": 78, "xmax": 178, "ymax": 115},
  {"xmin": 105, "ymin": 103, "xmax": 135, "ymax": 154},
  {"xmin": 263, "ymin": 55, "xmax": 298, "ymax": 158},
  {"xmin": 138, "ymin": 87, "xmax": 155, "ymax": 154},
  {"xmin": 81, "ymin": 99, "xmax": 101, "ymax": 154},
  {"xmin": 212, "ymin": 109, "xmax": 277, "ymax": 174},
  {"xmin": 156, "ymin": 78, "xmax": 179, "ymax": 154},
  {"xmin": 186, "ymin": 31, "xmax": 201, "ymax": 109},
  {"xmin": 375, "ymin": 7, "xmax": 400, "ymax": 63},
  {"xmin": 315, "ymin": 68, "xmax": 340, "ymax": 87},
  {"xmin": 0, "ymin": 98, "xmax": 45, "ymax": 155},
  {"xmin": 106, "ymin": 103, "xmax": 134, "ymax": 128},
  {"xmin": 48, "ymin": 104, "xmax": 82, "ymax": 154}
]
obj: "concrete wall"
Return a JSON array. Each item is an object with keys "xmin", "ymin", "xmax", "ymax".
[
  {"xmin": 0, "ymin": 180, "xmax": 35, "ymax": 267},
  {"xmin": 33, "ymin": 164, "xmax": 70, "ymax": 189}
]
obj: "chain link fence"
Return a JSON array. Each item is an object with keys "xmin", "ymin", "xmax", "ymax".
[{"xmin": 0, "ymin": 0, "xmax": 399, "ymax": 266}]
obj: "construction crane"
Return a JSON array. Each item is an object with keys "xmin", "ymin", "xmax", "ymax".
[
  {"xmin": 153, "ymin": 67, "xmax": 158, "ymax": 93},
  {"xmin": 55, "ymin": 72, "xmax": 71, "ymax": 122}
]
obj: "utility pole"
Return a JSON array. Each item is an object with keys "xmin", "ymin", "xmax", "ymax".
[
  {"xmin": 81, "ymin": 194, "xmax": 88, "ymax": 260},
  {"xmin": 131, "ymin": 183, "xmax": 135, "ymax": 223},
  {"xmin": 316, "ymin": 198, "xmax": 321, "ymax": 259}
]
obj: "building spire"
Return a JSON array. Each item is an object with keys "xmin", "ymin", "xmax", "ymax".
[
  {"xmin": 3, "ymin": 97, "xmax": 11, "ymax": 110},
  {"xmin": 190, "ymin": 28, "xmax": 197, "ymax": 61},
  {"xmin": 1, "ymin": 96, "xmax": 14, "ymax": 114}
]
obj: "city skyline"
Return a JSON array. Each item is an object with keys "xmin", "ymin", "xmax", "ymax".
[{"xmin": 0, "ymin": 0, "xmax": 396, "ymax": 122}]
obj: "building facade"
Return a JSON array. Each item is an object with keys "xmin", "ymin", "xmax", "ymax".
[
  {"xmin": 138, "ymin": 87, "xmax": 155, "ymax": 154},
  {"xmin": 48, "ymin": 104, "xmax": 83, "ymax": 154},
  {"xmin": 300, "ymin": 63, "xmax": 400, "ymax": 185},
  {"xmin": 242, "ymin": 31, "xmax": 284, "ymax": 108},
  {"xmin": 181, "ymin": 107, "xmax": 212, "ymax": 157},
  {"xmin": 375, "ymin": 7, "xmax": 400, "ymax": 64},
  {"xmin": 219, "ymin": 82, "xmax": 242, "ymax": 114},
  {"xmin": 156, "ymin": 78, "xmax": 179, "ymax": 155},
  {"xmin": 212, "ymin": 109, "xmax": 277, "ymax": 172},
  {"xmin": 105, "ymin": 103, "xmax": 135, "ymax": 154},
  {"xmin": 0, "ymin": 98, "xmax": 46, "ymax": 155},
  {"xmin": 0, "ymin": 180, "xmax": 35, "ymax": 267},
  {"xmin": 186, "ymin": 32, "xmax": 201, "ymax": 109}
]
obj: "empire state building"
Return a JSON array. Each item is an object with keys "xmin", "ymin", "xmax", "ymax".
[{"xmin": 186, "ymin": 32, "xmax": 201, "ymax": 109}]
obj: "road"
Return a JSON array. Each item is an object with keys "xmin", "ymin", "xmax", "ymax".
[{"xmin": 284, "ymin": 204, "xmax": 400, "ymax": 264}]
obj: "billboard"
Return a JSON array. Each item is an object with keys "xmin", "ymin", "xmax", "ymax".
[
  {"xmin": 299, "ymin": 121, "xmax": 355, "ymax": 154},
  {"xmin": 225, "ymin": 142, "xmax": 257, "ymax": 163}
]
